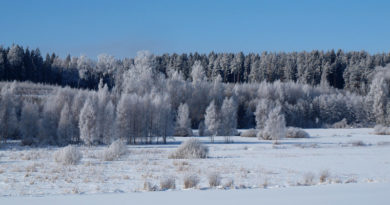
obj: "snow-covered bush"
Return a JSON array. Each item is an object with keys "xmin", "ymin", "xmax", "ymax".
[
  {"xmin": 374, "ymin": 125, "xmax": 390, "ymax": 135},
  {"xmin": 319, "ymin": 170, "xmax": 330, "ymax": 183},
  {"xmin": 208, "ymin": 172, "xmax": 221, "ymax": 187},
  {"xmin": 332, "ymin": 118, "xmax": 349, "ymax": 128},
  {"xmin": 160, "ymin": 176, "xmax": 176, "ymax": 190},
  {"xmin": 102, "ymin": 139, "xmax": 127, "ymax": 161},
  {"xmin": 285, "ymin": 127, "xmax": 310, "ymax": 138},
  {"xmin": 169, "ymin": 138, "xmax": 208, "ymax": 159},
  {"xmin": 350, "ymin": 140, "xmax": 366, "ymax": 146},
  {"xmin": 54, "ymin": 145, "xmax": 82, "ymax": 165},
  {"xmin": 240, "ymin": 129, "xmax": 258, "ymax": 138},
  {"xmin": 143, "ymin": 181, "xmax": 158, "ymax": 191},
  {"xmin": 223, "ymin": 178, "xmax": 234, "ymax": 189},
  {"xmin": 183, "ymin": 174, "xmax": 200, "ymax": 189},
  {"xmin": 302, "ymin": 172, "xmax": 315, "ymax": 186}
]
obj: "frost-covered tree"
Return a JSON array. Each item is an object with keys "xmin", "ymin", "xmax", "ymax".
[
  {"xmin": 96, "ymin": 80, "xmax": 111, "ymax": 142},
  {"xmin": 191, "ymin": 61, "xmax": 206, "ymax": 84},
  {"xmin": 255, "ymin": 99, "xmax": 276, "ymax": 129},
  {"xmin": 368, "ymin": 69, "xmax": 390, "ymax": 125},
  {"xmin": 57, "ymin": 103, "xmax": 74, "ymax": 146},
  {"xmin": 204, "ymin": 100, "xmax": 220, "ymax": 136},
  {"xmin": 260, "ymin": 106, "xmax": 286, "ymax": 142},
  {"xmin": 175, "ymin": 103, "xmax": 193, "ymax": 136},
  {"xmin": 121, "ymin": 51, "xmax": 161, "ymax": 95},
  {"xmin": 210, "ymin": 75, "xmax": 224, "ymax": 107},
  {"xmin": 79, "ymin": 97, "xmax": 98, "ymax": 145},
  {"xmin": 102, "ymin": 100, "xmax": 116, "ymax": 144},
  {"xmin": 116, "ymin": 94, "xmax": 132, "ymax": 142},
  {"xmin": 0, "ymin": 85, "xmax": 18, "ymax": 142},
  {"xmin": 220, "ymin": 97, "xmax": 238, "ymax": 136},
  {"xmin": 20, "ymin": 102, "xmax": 39, "ymax": 145}
]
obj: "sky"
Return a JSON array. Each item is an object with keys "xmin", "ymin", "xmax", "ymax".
[{"xmin": 1, "ymin": 0, "xmax": 389, "ymax": 58}]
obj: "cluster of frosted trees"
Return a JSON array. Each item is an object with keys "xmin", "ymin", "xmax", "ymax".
[
  {"xmin": 0, "ymin": 51, "xmax": 389, "ymax": 146},
  {"xmin": 2, "ymin": 44, "xmax": 390, "ymax": 94}
]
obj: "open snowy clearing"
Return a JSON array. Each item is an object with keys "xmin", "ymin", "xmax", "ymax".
[{"xmin": 0, "ymin": 128, "xmax": 389, "ymax": 197}]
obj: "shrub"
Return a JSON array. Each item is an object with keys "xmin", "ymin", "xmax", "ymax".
[
  {"xmin": 54, "ymin": 145, "xmax": 82, "ymax": 165},
  {"xmin": 319, "ymin": 170, "xmax": 330, "ymax": 183},
  {"xmin": 285, "ymin": 127, "xmax": 310, "ymax": 138},
  {"xmin": 303, "ymin": 172, "xmax": 315, "ymax": 186},
  {"xmin": 143, "ymin": 181, "xmax": 158, "ymax": 191},
  {"xmin": 160, "ymin": 176, "xmax": 176, "ymax": 190},
  {"xmin": 332, "ymin": 118, "xmax": 349, "ymax": 128},
  {"xmin": 350, "ymin": 140, "xmax": 366, "ymax": 147},
  {"xmin": 374, "ymin": 125, "xmax": 390, "ymax": 135},
  {"xmin": 174, "ymin": 127, "xmax": 193, "ymax": 137},
  {"xmin": 223, "ymin": 178, "xmax": 234, "ymax": 189},
  {"xmin": 102, "ymin": 139, "xmax": 127, "ymax": 161},
  {"xmin": 169, "ymin": 138, "xmax": 208, "ymax": 159},
  {"xmin": 208, "ymin": 172, "xmax": 221, "ymax": 187},
  {"xmin": 240, "ymin": 129, "xmax": 258, "ymax": 138},
  {"xmin": 183, "ymin": 174, "xmax": 200, "ymax": 189}
]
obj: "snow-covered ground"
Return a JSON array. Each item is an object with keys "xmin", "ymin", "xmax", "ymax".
[
  {"xmin": 0, "ymin": 128, "xmax": 389, "ymax": 199},
  {"xmin": 1, "ymin": 183, "xmax": 389, "ymax": 205}
]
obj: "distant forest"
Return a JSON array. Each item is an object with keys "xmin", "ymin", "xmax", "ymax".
[
  {"xmin": 1, "ymin": 44, "xmax": 390, "ymax": 94},
  {"xmin": 1, "ymin": 44, "xmax": 390, "ymax": 146}
]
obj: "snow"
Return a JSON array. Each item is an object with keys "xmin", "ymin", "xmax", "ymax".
[
  {"xmin": 1, "ymin": 183, "xmax": 389, "ymax": 205},
  {"xmin": 0, "ymin": 128, "xmax": 389, "ymax": 200}
]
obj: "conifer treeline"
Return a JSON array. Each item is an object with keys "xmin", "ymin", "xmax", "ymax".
[{"xmin": 1, "ymin": 45, "xmax": 389, "ymax": 94}]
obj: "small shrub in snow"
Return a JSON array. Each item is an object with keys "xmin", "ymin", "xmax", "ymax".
[
  {"xmin": 160, "ymin": 176, "xmax": 176, "ymax": 190},
  {"xmin": 102, "ymin": 139, "xmax": 127, "ymax": 161},
  {"xmin": 208, "ymin": 172, "xmax": 221, "ymax": 187},
  {"xmin": 285, "ymin": 127, "xmax": 310, "ymax": 138},
  {"xmin": 240, "ymin": 129, "xmax": 258, "ymax": 138},
  {"xmin": 374, "ymin": 125, "xmax": 390, "ymax": 135},
  {"xmin": 303, "ymin": 172, "xmax": 315, "ymax": 186},
  {"xmin": 54, "ymin": 145, "xmax": 82, "ymax": 165},
  {"xmin": 183, "ymin": 174, "xmax": 200, "ymax": 189},
  {"xmin": 174, "ymin": 127, "xmax": 193, "ymax": 137},
  {"xmin": 332, "ymin": 118, "xmax": 349, "ymax": 128},
  {"xmin": 377, "ymin": 141, "xmax": 390, "ymax": 146},
  {"xmin": 319, "ymin": 170, "xmax": 330, "ymax": 183},
  {"xmin": 143, "ymin": 181, "xmax": 158, "ymax": 191},
  {"xmin": 169, "ymin": 138, "xmax": 208, "ymax": 159},
  {"xmin": 223, "ymin": 178, "xmax": 234, "ymax": 189},
  {"xmin": 350, "ymin": 140, "xmax": 366, "ymax": 147},
  {"xmin": 345, "ymin": 178, "xmax": 357, "ymax": 184}
]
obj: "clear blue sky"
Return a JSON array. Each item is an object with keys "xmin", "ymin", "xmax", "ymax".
[{"xmin": 1, "ymin": 0, "xmax": 389, "ymax": 58}]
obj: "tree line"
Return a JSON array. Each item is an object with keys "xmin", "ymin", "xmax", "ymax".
[
  {"xmin": 0, "ymin": 48, "xmax": 389, "ymax": 146},
  {"xmin": 1, "ymin": 45, "xmax": 390, "ymax": 94}
]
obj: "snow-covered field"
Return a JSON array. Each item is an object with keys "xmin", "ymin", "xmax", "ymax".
[{"xmin": 0, "ymin": 128, "xmax": 389, "ymax": 201}]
